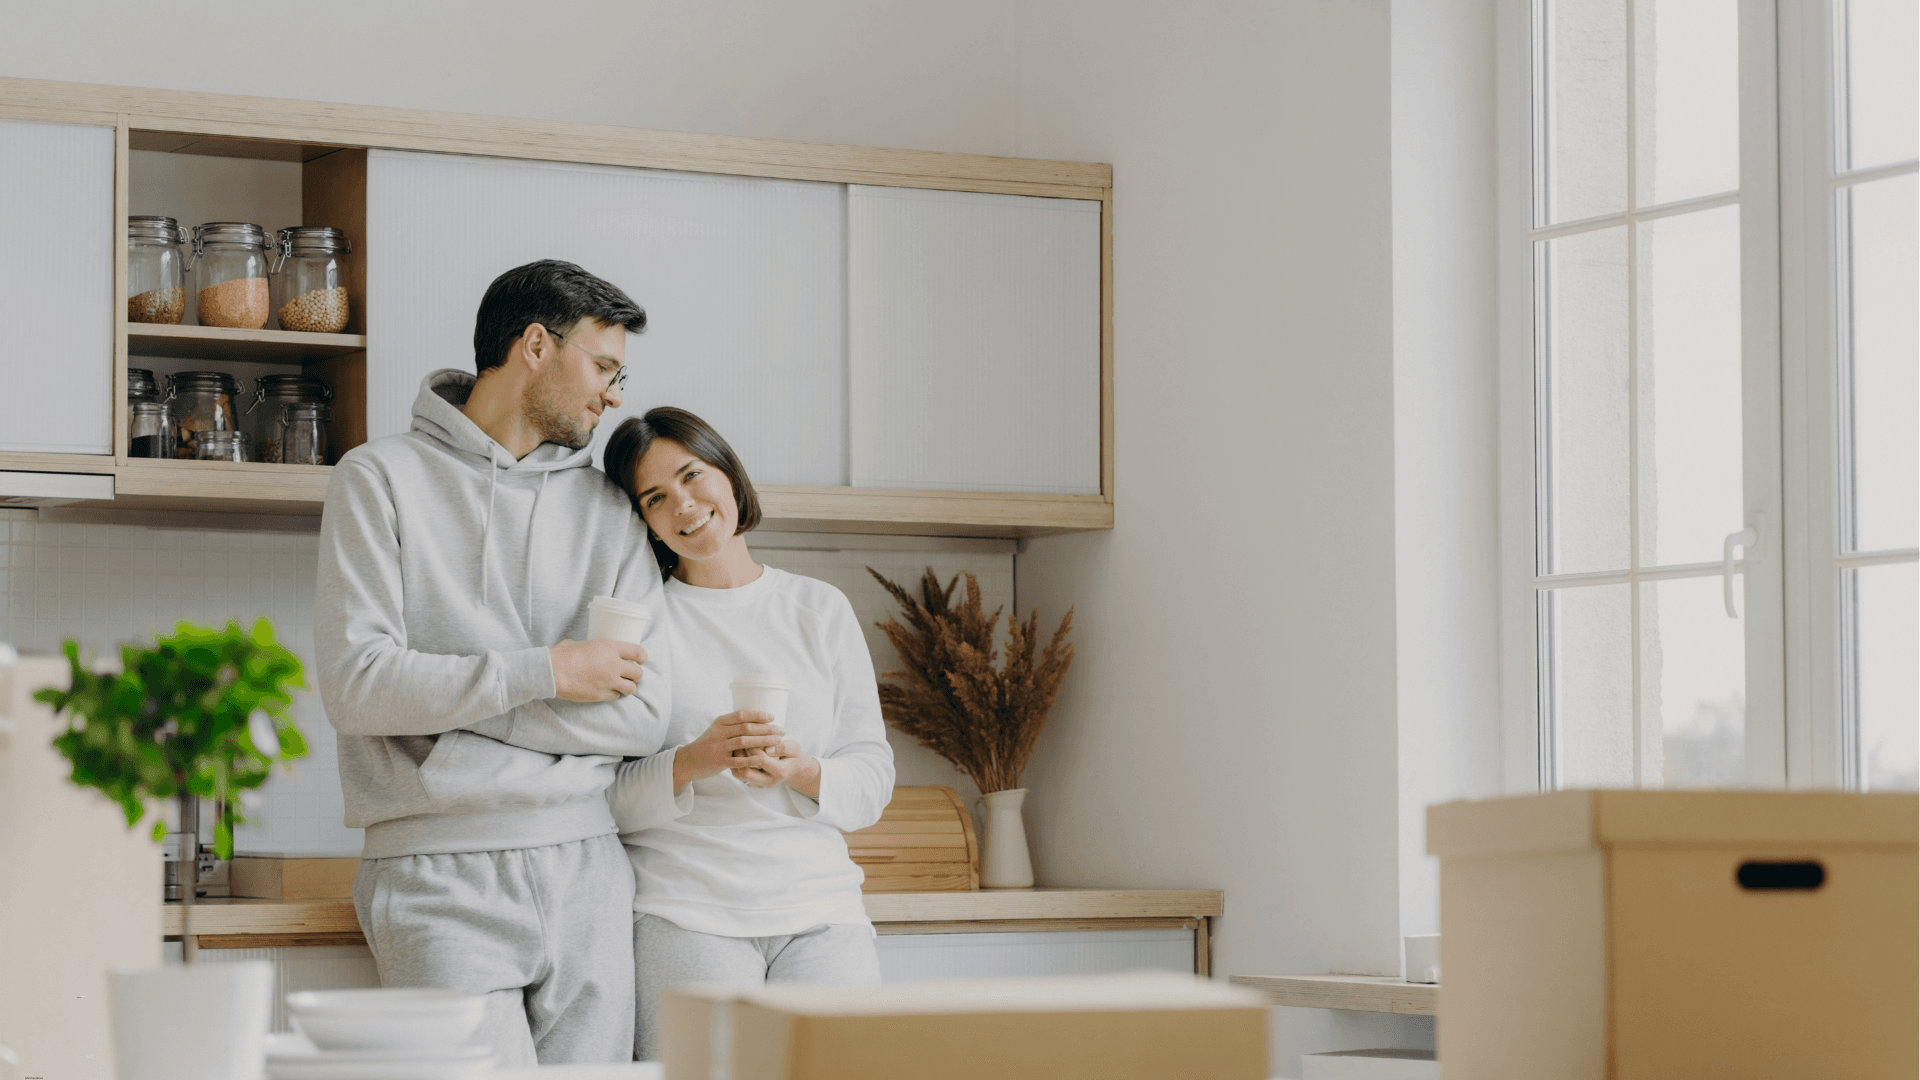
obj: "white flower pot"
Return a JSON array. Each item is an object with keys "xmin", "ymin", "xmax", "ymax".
[
  {"xmin": 109, "ymin": 962, "xmax": 272, "ymax": 1080},
  {"xmin": 979, "ymin": 788, "xmax": 1034, "ymax": 888}
]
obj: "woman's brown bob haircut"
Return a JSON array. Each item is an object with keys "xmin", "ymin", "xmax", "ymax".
[{"xmin": 604, "ymin": 407, "xmax": 761, "ymax": 578}]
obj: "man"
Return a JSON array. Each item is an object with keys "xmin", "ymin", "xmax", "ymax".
[{"xmin": 316, "ymin": 260, "xmax": 673, "ymax": 1062}]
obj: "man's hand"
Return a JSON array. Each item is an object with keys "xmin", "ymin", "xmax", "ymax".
[
  {"xmin": 551, "ymin": 639, "xmax": 647, "ymax": 702},
  {"xmin": 673, "ymin": 711, "xmax": 786, "ymax": 791}
]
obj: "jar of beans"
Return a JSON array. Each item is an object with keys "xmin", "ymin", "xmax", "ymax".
[
  {"xmin": 246, "ymin": 373, "xmax": 333, "ymax": 463},
  {"xmin": 165, "ymin": 371, "xmax": 243, "ymax": 460},
  {"xmin": 127, "ymin": 217, "xmax": 191, "ymax": 325},
  {"xmin": 271, "ymin": 227, "xmax": 353, "ymax": 334},
  {"xmin": 191, "ymin": 223, "xmax": 273, "ymax": 329}
]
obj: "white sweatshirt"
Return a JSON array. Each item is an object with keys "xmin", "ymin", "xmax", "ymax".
[{"xmin": 609, "ymin": 565, "xmax": 895, "ymax": 937}]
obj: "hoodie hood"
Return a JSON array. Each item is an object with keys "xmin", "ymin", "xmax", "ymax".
[
  {"xmin": 409, "ymin": 369, "xmax": 599, "ymax": 606},
  {"xmin": 409, "ymin": 369, "xmax": 596, "ymax": 474}
]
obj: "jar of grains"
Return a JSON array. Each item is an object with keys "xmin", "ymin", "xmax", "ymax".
[
  {"xmin": 246, "ymin": 373, "xmax": 333, "ymax": 463},
  {"xmin": 128, "ymin": 400, "xmax": 173, "ymax": 459},
  {"xmin": 270, "ymin": 226, "xmax": 353, "ymax": 334},
  {"xmin": 191, "ymin": 222, "xmax": 273, "ymax": 329},
  {"xmin": 277, "ymin": 402, "xmax": 331, "ymax": 466},
  {"xmin": 127, "ymin": 216, "xmax": 191, "ymax": 324},
  {"xmin": 165, "ymin": 371, "xmax": 243, "ymax": 460},
  {"xmin": 127, "ymin": 367, "xmax": 158, "ymax": 403},
  {"xmin": 196, "ymin": 431, "xmax": 252, "ymax": 463}
]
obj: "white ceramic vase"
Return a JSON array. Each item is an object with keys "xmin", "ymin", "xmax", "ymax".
[
  {"xmin": 979, "ymin": 788, "xmax": 1034, "ymax": 888},
  {"xmin": 109, "ymin": 961, "xmax": 272, "ymax": 1080}
]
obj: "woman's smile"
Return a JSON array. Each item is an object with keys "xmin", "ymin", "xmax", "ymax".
[{"xmin": 678, "ymin": 509, "xmax": 715, "ymax": 537}]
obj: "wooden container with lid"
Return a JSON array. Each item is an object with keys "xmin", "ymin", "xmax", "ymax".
[{"xmin": 844, "ymin": 785, "xmax": 980, "ymax": 893}]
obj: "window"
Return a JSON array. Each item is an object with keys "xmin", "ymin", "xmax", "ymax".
[{"xmin": 1502, "ymin": 0, "xmax": 1917, "ymax": 791}]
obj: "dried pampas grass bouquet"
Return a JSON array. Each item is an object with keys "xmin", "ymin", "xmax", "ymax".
[{"xmin": 868, "ymin": 567, "xmax": 1075, "ymax": 794}]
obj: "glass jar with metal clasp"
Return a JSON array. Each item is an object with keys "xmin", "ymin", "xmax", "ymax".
[
  {"xmin": 165, "ymin": 371, "xmax": 244, "ymax": 460},
  {"xmin": 191, "ymin": 222, "xmax": 272, "ymax": 329},
  {"xmin": 246, "ymin": 373, "xmax": 333, "ymax": 463},
  {"xmin": 127, "ymin": 216, "xmax": 191, "ymax": 324},
  {"xmin": 270, "ymin": 226, "xmax": 353, "ymax": 334}
]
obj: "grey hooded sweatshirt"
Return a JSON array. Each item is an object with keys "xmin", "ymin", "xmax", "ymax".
[{"xmin": 316, "ymin": 369, "xmax": 672, "ymax": 859}]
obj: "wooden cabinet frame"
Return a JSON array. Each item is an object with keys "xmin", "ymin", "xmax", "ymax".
[{"xmin": 0, "ymin": 77, "xmax": 1113, "ymax": 538}]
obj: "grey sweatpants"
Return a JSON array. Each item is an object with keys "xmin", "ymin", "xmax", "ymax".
[
  {"xmin": 632, "ymin": 913, "xmax": 881, "ymax": 1061},
  {"xmin": 353, "ymin": 834, "xmax": 636, "ymax": 1065}
]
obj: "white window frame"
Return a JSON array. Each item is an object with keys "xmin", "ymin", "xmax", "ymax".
[{"xmin": 1496, "ymin": 0, "xmax": 1792, "ymax": 792}]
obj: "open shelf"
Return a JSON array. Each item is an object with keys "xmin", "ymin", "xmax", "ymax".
[
  {"xmin": 1228, "ymin": 974, "xmax": 1438, "ymax": 1016},
  {"xmin": 127, "ymin": 323, "xmax": 366, "ymax": 364}
]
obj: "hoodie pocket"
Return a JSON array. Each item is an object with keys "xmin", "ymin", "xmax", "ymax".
[{"xmin": 416, "ymin": 728, "xmax": 618, "ymax": 810}]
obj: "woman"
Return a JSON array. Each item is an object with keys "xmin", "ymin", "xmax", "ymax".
[{"xmin": 603, "ymin": 406, "xmax": 895, "ymax": 1061}]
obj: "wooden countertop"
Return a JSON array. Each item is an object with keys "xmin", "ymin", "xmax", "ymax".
[
  {"xmin": 1228, "ymin": 974, "xmax": 1438, "ymax": 1016},
  {"xmin": 162, "ymin": 888, "xmax": 1224, "ymax": 938}
]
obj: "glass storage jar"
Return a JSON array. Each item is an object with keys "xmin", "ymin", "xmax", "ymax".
[
  {"xmin": 128, "ymin": 401, "xmax": 173, "ymax": 459},
  {"xmin": 127, "ymin": 367, "xmax": 158, "ymax": 403},
  {"xmin": 165, "ymin": 371, "xmax": 243, "ymax": 460},
  {"xmin": 197, "ymin": 431, "xmax": 252, "ymax": 463},
  {"xmin": 246, "ymin": 373, "xmax": 333, "ymax": 463},
  {"xmin": 277, "ymin": 403, "xmax": 331, "ymax": 466},
  {"xmin": 191, "ymin": 222, "xmax": 272, "ymax": 329},
  {"xmin": 127, "ymin": 216, "xmax": 190, "ymax": 324},
  {"xmin": 271, "ymin": 227, "xmax": 353, "ymax": 334}
]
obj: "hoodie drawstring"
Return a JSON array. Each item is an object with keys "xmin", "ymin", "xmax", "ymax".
[
  {"xmin": 524, "ymin": 470, "xmax": 549, "ymax": 633},
  {"xmin": 479, "ymin": 444, "xmax": 499, "ymax": 605}
]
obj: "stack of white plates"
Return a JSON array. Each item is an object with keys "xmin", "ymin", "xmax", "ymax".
[{"xmin": 266, "ymin": 989, "xmax": 491, "ymax": 1080}]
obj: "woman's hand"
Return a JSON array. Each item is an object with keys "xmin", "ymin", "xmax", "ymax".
[
  {"xmin": 672, "ymin": 711, "xmax": 786, "ymax": 791},
  {"xmin": 733, "ymin": 738, "xmax": 822, "ymax": 799}
]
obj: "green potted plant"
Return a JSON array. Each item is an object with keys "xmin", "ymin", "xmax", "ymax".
[
  {"xmin": 34, "ymin": 619, "xmax": 308, "ymax": 1079},
  {"xmin": 868, "ymin": 568, "xmax": 1074, "ymax": 888}
]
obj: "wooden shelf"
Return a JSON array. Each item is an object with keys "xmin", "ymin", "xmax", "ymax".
[
  {"xmin": 163, "ymin": 889, "xmax": 1221, "ymax": 940},
  {"xmin": 127, "ymin": 323, "xmax": 367, "ymax": 364},
  {"xmin": 1228, "ymin": 974, "xmax": 1438, "ymax": 1016}
]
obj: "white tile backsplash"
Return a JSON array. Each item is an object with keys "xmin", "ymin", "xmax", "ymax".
[{"xmin": 0, "ymin": 508, "xmax": 1007, "ymax": 854}]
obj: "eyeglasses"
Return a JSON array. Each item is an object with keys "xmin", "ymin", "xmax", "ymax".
[{"xmin": 550, "ymin": 328, "xmax": 628, "ymax": 392}]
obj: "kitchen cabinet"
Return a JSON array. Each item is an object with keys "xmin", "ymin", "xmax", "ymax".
[
  {"xmin": 0, "ymin": 77, "xmax": 1112, "ymax": 537},
  {"xmin": 849, "ymin": 185, "xmax": 1102, "ymax": 495},
  {"xmin": 0, "ymin": 118, "xmax": 115, "ymax": 456},
  {"xmin": 366, "ymin": 150, "xmax": 847, "ymax": 486}
]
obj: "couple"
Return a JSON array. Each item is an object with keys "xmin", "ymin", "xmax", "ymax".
[{"xmin": 314, "ymin": 260, "xmax": 893, "ymax": 1063}]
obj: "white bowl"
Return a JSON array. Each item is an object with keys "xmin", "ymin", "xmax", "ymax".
[{"xmin": 285, "ymin": 988, "xmax": 486, "ymax": 1052}]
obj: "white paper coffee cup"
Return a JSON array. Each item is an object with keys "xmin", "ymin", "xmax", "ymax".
[
  {"xmin": 586, "ymin": 595, "xmax": 651, "ymax": 645},
  {"xmin": 730, "ymin": 674, "xmax": 790, "ymax": 760}
]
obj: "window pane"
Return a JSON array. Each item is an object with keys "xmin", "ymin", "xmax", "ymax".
[
  {"xmin": 1643, "ymin": 576, "xmax": 1746, "ymax": 788},
  {"xmin": 1635, "ymin": 0, "xmax": 1739, "ymax": 206},
  {"xmin": 1542, "ymin": 0, "xmax": 1628, "ymax": 223},
  {"xmin": 1851, "ymin": 563, "xmax": 1918, "ymax": 790},
  {"xmin": 1842, "ymin": 0, "xmax": 1920, "ymax": 171},
  {"xmin": 1641, "ymin": 205, "xmax": 1743, "ymax": 567},
  {"xmin": 1543, "ymin": 226, "xmax": 1631, "ymax": 574},
  {"xmin": 1548, "ymin": 583, "xmax": 1635, "ymax": 787},
  {"xmin": 1844, "ymin": 174, "xmax": 1919, "ymax": 552}
]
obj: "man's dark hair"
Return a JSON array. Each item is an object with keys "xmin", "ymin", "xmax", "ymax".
[
  {"xmin": 472, "ymin": 260, "xmax": 647, "ymax": 375},
  {"xmin": 605, "ymin": 407, "xmax": 762, "ymax": 579}
]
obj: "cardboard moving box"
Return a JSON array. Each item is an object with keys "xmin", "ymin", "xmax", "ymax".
[
  {"xmin": 1429, "ymin": 790, "xmax": 1918, "ymax": 1080},
  {"xmin": 662, "ymin": 971, "xmax": 1268, "ymax": 1080}
]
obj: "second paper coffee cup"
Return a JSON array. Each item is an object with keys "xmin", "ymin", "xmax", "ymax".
[
  {"xmin": 730, "ymin": 674, "xmax": 790, "ymax": 759},
  {"xmin": 586, "ymin": 595, "xmax": 651, "ymax": 645}
]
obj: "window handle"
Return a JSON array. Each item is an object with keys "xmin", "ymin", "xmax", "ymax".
[{"xmin": 1723, "ymin": 525, "xmax": 1758, "ymax": 618}]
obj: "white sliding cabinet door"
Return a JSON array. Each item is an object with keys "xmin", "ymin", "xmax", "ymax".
[
  {"xmin": 0, "ymin": 120, "xmax": 115, "ymax": 455},
  {"xmin": 848, "ymin": 186, "xmax": 1101, "ymax": 494},
  {"xmin": 366, "ymin": 151, "xmax": 846, "ymax": 485}
]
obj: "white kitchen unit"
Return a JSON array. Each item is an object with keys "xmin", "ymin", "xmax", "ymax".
[
  {"xmin": 848, "ymin": 185, "xmax": 1102, "ymax": 494},
  {"xmin": 876, "ymin": 928, "xmax": 1196, "ymax": 981},
  {"xmin": 0, "ymin": 118, "xmax": 114, "ymax": 456},
  {"xmin": 366, "ymin": 151, "xmax": 848, "ymax": 486}
]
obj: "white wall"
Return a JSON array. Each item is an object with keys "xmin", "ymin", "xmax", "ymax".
[
  {"xmin": 1008, "ymin": 0, "xmax": 1440, "ymax": 1070},
  {"xmin": 1390, "ymin": 0, "xmax": 1504, "ymax": 939}
]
